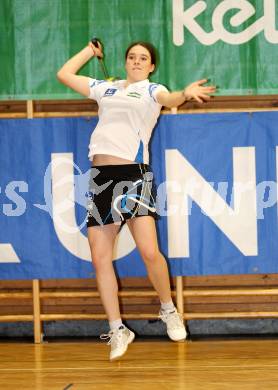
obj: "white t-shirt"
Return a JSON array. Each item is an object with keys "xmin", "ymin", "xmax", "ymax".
[{"xmin": 87, "ymin": 78, "xmax": 168, "ymax": 164}]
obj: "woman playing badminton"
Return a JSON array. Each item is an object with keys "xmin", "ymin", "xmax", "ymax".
[{"xmin": 57, "ymin": 40, "xmax": 215, "ymax": 361}]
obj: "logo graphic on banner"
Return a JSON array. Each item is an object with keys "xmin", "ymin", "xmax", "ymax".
[
  {"xmin": 173, "ymin": 0, "xmax": 278, "ymax": 45},
  {"xmin": 165, "ymin": 148, "xmax": 257, "ymax": 257},
  {"xmin": 0, "ymin": 245, "xmax": 20, "ymax": 263}
]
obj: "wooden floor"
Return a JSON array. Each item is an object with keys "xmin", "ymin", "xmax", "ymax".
[{"xmin": 1, "ymin": 337, "xmax": 278, "ymax": 389}]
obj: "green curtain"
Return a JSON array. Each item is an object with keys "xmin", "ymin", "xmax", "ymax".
[{"xmin": 0, "ymin": 0, "xmax": 277, "ymax": 99}]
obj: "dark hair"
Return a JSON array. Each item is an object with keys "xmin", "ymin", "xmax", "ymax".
[{"xmin": 125, "ymin": 41, "xmax": 157, "ymax": 67}]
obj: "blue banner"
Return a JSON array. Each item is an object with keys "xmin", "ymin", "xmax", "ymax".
[{"xmin": 1, "ymin": 112, "xmax": 278, "ymax": 280}]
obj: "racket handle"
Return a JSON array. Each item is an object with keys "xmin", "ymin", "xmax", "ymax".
[{"xmin": 91, "ymin": 37, "xmax": 102, "ymax": 59}]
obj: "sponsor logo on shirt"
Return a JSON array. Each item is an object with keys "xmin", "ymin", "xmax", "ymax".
[
  {"xmin": 104, "ymin": 88, "xmax": 117, "ymax": 96},
  {"xmin": 149, "ymin": 83, "xmax": 159, "ymax": 101},
  {"xmin": 127, "ymin": 92, "xmax": 142, "ymax": 99},
  {"xmin": 89, "ymin": 80, "xmax": 105, "ymax": 88}
]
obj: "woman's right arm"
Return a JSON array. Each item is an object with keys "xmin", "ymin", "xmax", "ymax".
[{"xmin": 56, "ymin": 42, "xmax": 103, "ymax": 97}]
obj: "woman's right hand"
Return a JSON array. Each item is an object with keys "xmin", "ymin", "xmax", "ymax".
[
  {"xmin": 183, "ymin": 79, "xmax": 216, "ymax": 103},
  {"xmin": 57, "ymin": 41, "xmax": 104, "ymax": 97},
  {"xmin": 88, "ymin": 41, "xmax": 104, "ymax": 58}
]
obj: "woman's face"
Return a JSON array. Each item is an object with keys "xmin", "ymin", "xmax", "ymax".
[{"xmin": 125, "ymin": 45, "xmax": 155, "ymax": 82}]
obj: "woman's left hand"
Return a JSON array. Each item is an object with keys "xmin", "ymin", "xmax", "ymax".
[{"xmin": 183, "ymin": 79, "xmax": 216, "ymax": 103}]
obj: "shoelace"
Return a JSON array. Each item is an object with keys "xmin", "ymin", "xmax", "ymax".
[
  {"xmin": 100, "ymin": 331, "xmax": 114, "ymax": 345},
  {"xmin": 100, "ymin": 329, "xmax": 125, "ymax": 346},
  {"xmin": 159, "ymin": 310, "xmax": 183, "ymax": 329}
]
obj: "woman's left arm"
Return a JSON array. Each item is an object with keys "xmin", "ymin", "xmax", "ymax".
[{"xmin": 156, "ymin": 79, "xmax": 216, "ymax": 108}]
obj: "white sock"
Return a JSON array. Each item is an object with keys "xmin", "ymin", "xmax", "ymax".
[
  {"xmin": 109, "ymin": 318, "xmax": 123, "ymax": 331},
  {"xmin": 160, "ymin": 300, "xmax": 176, "ymax": 312}
]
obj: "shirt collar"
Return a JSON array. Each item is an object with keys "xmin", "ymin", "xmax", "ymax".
[{"xmin": 124, "ymin": 79, "xmax": 149, "ymax": 89}]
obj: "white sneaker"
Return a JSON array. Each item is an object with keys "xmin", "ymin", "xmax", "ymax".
[
  {"xmin": 100, "ymin": 325, "xmax": 135, "ymax": 361},
  {"xmin": 159, "ymin": 309, "xmax": 187, "ymax": 341}
]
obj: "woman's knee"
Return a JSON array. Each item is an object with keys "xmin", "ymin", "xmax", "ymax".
[
  {"xmin": 90, "ymin": 247, "xmax": 113, "ymax": 272},
  {"xmin": 140, "ymin": 246, "xmax": 161, "ymax": 264},
  {"xmin": 87, "ymin": 225, "xmax": 119, "ymax": 271}
]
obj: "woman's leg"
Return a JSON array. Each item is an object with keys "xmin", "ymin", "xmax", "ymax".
[
  {"xmin": 126, "ymin": 216, "xmax": 172, "ymax": 303},
  {"xmin": 126, "ymin": 216, "xmax": 186, "ymax": 341},
  {"xmin": 87, "ymin": 223, "xmax": 121, "ymax": 321},
  {"xmin": 88, "ymin": 223, "xmax": 135, "ymax": 360}
]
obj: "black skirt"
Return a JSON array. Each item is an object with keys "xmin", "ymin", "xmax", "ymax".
[{"xmin": 86, "ymin": 163, "xmax": 158, "ymax": 227}]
